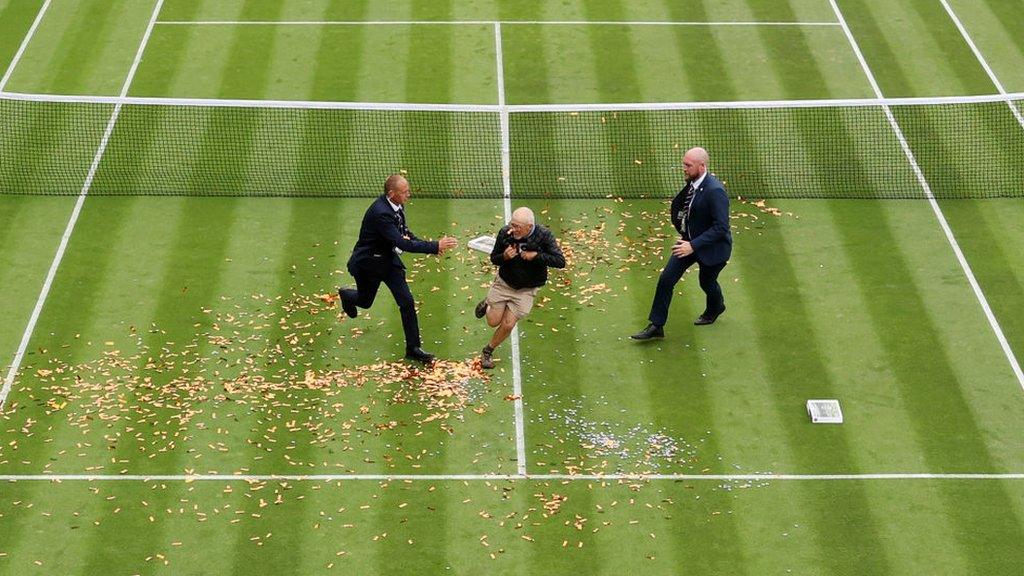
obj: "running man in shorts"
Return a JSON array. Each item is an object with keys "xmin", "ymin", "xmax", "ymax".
[{"xmin": 474, "ymin": 207, "xmax": 566, "ymax": 369}]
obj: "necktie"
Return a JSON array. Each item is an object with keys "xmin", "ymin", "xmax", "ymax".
[
  {"xmin": 681, "ymin": 182, "xmax": 696, "ymax": 235},
  {"xmin": 397, "ymin": 208, "xmax": 409, "ymax": 236},
  {"xmin": 682, "ymin": 182, "xmax": 696, "ymax": 214}
]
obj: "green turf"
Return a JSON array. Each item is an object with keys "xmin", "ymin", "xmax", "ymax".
[
  {"xmin": 2, "ymin": 198, "xmax": 517, "ymax": 476},
  {"xmin": 944, "ymin": 0, "xmax": 1024, "ymax": 92},
  {"xmin": 518, "ymin": 199, "xmax": 1024, "ymax": 475},
  {"xmin": 893, "ymin": 100, "xmax": 1024, "ymax": 199},
  {"xmin": 0, "ymin": 0, "xmax": 43, "ymax": 78},
  {"xmin": 1, "ymin": 477, "xmax": 1023, "ymax": 575},
  {"xmin": 86, "ymin": 106, "xmax": 503, "ymax": 198},
  {"xmin": 0, "ymin": 0, "xmax": 159, "ymax": 96},
  {"xmin": 939, "ymin": 199, "xmax": 1024, "ymax": 360},
  {"xmin": 508, "ymin": 106, "xmax": 924, "ymax": 199},
  {"xmin": 0, "ymin": 98, "xmax": 112, "ymax": 195},
  {"xmin": 0, "ymin": 197, "xmax": 76, "ymax": 373},
  {"xmin": 132, "ymin": 22, "xmax": 498, "ymax": 104},
  {"xmin": 2, "ymin": 0, "xmax": 1024, "ymax": 574},
  {"xmin": 160, "ymin": 0, "xmax": 840, "ymax": 24},
  {"xmin": 502, "ymin": 24, "xmax": 873, "ymax": 104},
  {"xmin": 836, "ymin": 0, "xmax": 995, "ymax": 97},
  {"xmin": 839, "ymin": 0, "xmax": 1024, "ymax": 415}
]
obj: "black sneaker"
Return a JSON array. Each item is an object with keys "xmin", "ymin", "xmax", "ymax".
[
  {"xmin": 480, "ymin": 346, "xmax": 495, "ymax": 369},
  {"xmin": 474, "ymin": 299, "xmax": 488, "ymax": 319}
]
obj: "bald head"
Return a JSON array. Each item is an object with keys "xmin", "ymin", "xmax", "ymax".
[
  {"xmin": 509, "ymin": 207, "xmax": 535, "ymax": 239},
  {"xmin": 384, "ymin": 174, "xmax": 411, "ymax": 205},
  {"xmin": 385, "ymin": 174, "xmax": 408, "ymax": 195},
  {"xmin": 511, "ymin": 207, "xmax": 534, "ymax": 225},
  {"xmin": 683, "ymin": 147, "xmax": 709, "ymax": 181}
]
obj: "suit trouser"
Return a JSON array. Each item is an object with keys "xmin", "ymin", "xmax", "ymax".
[
  {"xmin": 344, "ymin": 264, "xmax": 421, "ymax": 349},
  {"xmin": 648, "ymin": 253, "xmax": 726, "ymax": 327}
]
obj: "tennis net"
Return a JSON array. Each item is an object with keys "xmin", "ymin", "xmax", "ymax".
[{"xmin": 0, "ymin": 91, "xmax": 1021, "ymax": 199}]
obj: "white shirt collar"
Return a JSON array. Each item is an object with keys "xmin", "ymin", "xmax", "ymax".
[
  {"xmin": 689, "ymin": 170, "xmax": 707, "ymax": 190},
  {"xmin": 386, "ymin": 197, "xmax": 402, "ymax": 212}
]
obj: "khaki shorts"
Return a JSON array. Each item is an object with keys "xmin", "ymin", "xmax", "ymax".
[{"xmin": 486, "ymin": 275, "xmax": 540, "ymax": 319}]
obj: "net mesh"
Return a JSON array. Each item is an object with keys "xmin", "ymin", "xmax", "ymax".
[{"xmin": 1, "ymin": 92, "xmax": 1022, "ymax": 199}]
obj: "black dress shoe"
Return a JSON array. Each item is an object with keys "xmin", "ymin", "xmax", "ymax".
[
  {"xmin": 474, "ymin": 299, "xmax": 488, "ymax": 319},
  {"xmin": 338, "ymin": 288, "xmax": 357, "ymax": 319},
  {"xmin": 630, "ymin": 324, "xmax": 664, "ymax": 340},
  {"xmin": 405, "ymin": 347, "xmax": 435, "ymax": 364},
  {"xmin": 694, "ymin": 309, "xmax": 724, "ymax": 325}
]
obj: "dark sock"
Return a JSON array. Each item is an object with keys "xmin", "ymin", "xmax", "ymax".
[{"xmin": 482, "ymin": 345, "xmax": 494, "ymax": 355}]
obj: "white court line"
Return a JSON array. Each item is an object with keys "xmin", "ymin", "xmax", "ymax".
[
  {"xmin": 0, "ymin": 0, "xmax": 166, "ymax": 410},
  {"xmin": 0, "ymin": 0, "xmax": 51, "ymax": 91},
  {"xmin": 939, "ymin": 0, "xmax": 1024, "ymax": 131},
  {"xmin": 0, "ymin": 472, "xmax": 1021, "ymax": 482},
  {"xmin": 494, "ymin": 22, "xmax": 528, "ymax": 477},
  {"xmin": 155, "ymin": 20, "xmax": 842, "ymax": 27},
  {"xmin": 828, "ymin": 0, "xmax": 1024, "ymax": 394}
]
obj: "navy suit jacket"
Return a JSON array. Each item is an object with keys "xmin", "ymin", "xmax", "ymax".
[
  {"xmin": 670, "ymin": 173, "xmax": 732, "ymax": 266},
  {"xmin": 347, "ymin": 195, "xmax": 439, "ymax": 277}
]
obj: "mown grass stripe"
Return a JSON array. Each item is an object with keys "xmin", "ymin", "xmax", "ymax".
[
  {"xmin": 0, "ymin": 0, "xmax": 47, "ymax": 89},
  {"xmin": 518, "ymin": 200, "xmax": 605, "ymax": 575},
  {"xmin": 691, "ymin": 6, "xmax": 896, "ymax": 571},
  {"xmin": 903, "ymin": 0, "xmax": 994, "ymax": 94},
  {"xmin": 309, "ymin": 0, "xmax": 369, "ymax": 102},
  {"xmin": 173, "ymin": 4, "xmax": 301, "ymax": 573},
  {"xmin": 93, "ymin": 0, "xmax": 194, "ymax": 195},
  {"xmin": 936, "ymin": 200, "xmax": 1024, "ymax": 361},
  {"xmin": 44, "ymin": 0, "xmax": 118, "ymax": 94},
  {"xmin": 835, "ymin": 0, "xmax": 985, "ymax": 97},
  {"xmin": 70, "ymin": 199, "xmax": 237, "ymax": 571},
  {"xmin": 829, "ymin": 199, "xmax": 1024, "ymax": 573},
  {"xmin": 774, "ymin": 5, "xmax": 994, "ymax": 570},
  {"xmin": 503, "ymin": 4, "xmax": 601, "ymax": 566},
  {"xmin": 979, "ymin": 0, "xmax": 1024, "ymax": 65},
  {"xmin": 375, "ymin": 1, "xmax": 457, "ymax": 571},
  {"xmin": 824, "ymin": 36, "xmax": 1024, "ymax": 576},
  {"xmin": 738, "ymin": 209, "xmax": 896, "ymax": 573},
  {"xmin": 630, "ymin": 1, "xmax": 751, "ymax": 571},
  {"xmin": 223, "ymin": 207, "xmax": 311, "ymax": 576},
  {"xmin": 0, "ymin": 196, "xmax": 139, "ymax": 573}
]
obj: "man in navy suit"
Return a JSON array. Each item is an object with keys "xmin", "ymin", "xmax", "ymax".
[
  {"xmin": 339, "ymin": 174, "xmax": 458, "ymax": 363},
  {"xmin": 632, "ymin": 147, "xmax": 732, "ymax": 340}
]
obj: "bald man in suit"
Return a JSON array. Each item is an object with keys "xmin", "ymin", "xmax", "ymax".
[
  {"xmin": 339, "ymin": 175, "xmax": 458, "ymax": 363},
  {"xmin": 632, "ymin": 147, "xmax": 732, "ymax": 340}
]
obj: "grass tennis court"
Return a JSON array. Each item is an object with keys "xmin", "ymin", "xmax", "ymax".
[{"xmin": 1, "ymin": 0, "xmax": 1023, "ymax": 574}]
